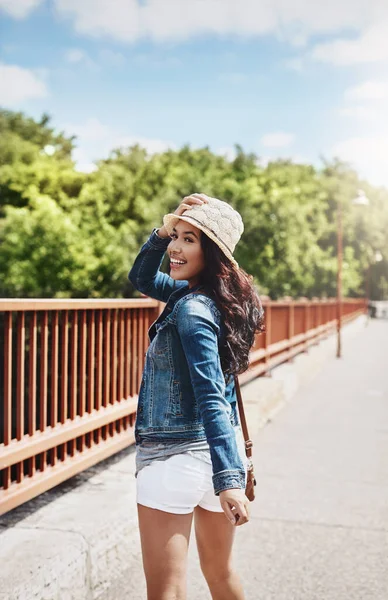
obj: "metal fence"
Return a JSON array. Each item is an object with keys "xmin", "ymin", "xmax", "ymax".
[{"xmin": 0, "ymin": 297, "xmax": 366, "ymax": 515}]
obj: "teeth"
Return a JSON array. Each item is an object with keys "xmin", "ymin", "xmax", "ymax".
[{"xmin": 171, "ymin": 259, "xmax": 186, "ymax": 265}]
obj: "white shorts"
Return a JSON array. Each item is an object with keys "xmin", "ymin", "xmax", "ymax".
[{"xmin": 136, "ymin": 439, "xmax": 248, "ymax": 515}]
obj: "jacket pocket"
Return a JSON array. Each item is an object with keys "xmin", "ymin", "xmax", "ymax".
[{"xmin": 152, "ymin": 319, "xmax": 171, "ymax": 355}]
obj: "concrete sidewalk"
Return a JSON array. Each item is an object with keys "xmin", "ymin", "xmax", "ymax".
[
  {"xmin": 1, "ymin": 316, "xmax": 386, "ymax": 599},
  {"xmin": 189, "ymin": 317, "xmax": 387, "ymax": 600}
]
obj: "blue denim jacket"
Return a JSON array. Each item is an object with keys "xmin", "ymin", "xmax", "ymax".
[{"xmin": 128, "ymin": 227, "xmax": 246, "ymax": 495}]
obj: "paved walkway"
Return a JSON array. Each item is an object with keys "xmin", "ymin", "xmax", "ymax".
[
  {"xmin": 107, "ymin": 319, "xmax": 388, "ymax": 600},
  {"xmin": 2, "ymin": 318, "xmax": 387, "ymax": 599},
  {"xmin": 230, "ymin": 318, "xmax": 388, "ymax": 600}
]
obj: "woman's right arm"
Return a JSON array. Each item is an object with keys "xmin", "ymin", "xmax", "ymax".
[{"xmin": 128, "ymin": 226, "xmax": 184, "ymax": 302}]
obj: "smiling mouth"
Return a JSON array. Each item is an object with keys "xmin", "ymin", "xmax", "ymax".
[{"xmin": 170, "ymin": 259, "xmax": 187, "ymax": 269}]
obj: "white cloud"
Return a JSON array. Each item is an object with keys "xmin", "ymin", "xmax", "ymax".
[
  {"xmin": 311, "ymin": 21, "xmax": 388, "ymax": 66},
  {"xmin": 216, "ymin": 146, "xmax": 238, "ymax": 161},
  {"xmin": 62, "ymin": 117, "xmax": 175, "ymax": 171},
  {"xmin": 68, "ymin": 117, "xmax": 112, "ymax": 142},
  {"xmin": 54, "ymin": 0, "xmax": 142, "ymax": 42},
  {"xmin": 345, "ymin": 81, "xmax": 388, "ymax": 101},
  {"xmin": 0, "ymin": 63, "xmax": 48, "ymax": 106},
  {"xmin": 118, "ymin": 135, "xmax": 173, "ymax": 155},
  {"xmin": 283, "ymin": 57, "xmax": 304, "ymax": 72},
  {"xmin": 65, "ymin": 48, "xmax": 87, "ymax": 63},
  {"xmin": 71, "ymin": 147, "xmax": 98, "ymax": 173},
  {"xmin": 0, "ymin": 0, "xmax": 43, "ymax": 19},
  {"xmin": 65, "ymin": 48, "xmax": 126, "ymax": 69},
  {"xmin": 338, "ymin": 80, "xmax": 388, "ymax": 124},
  {"xmin": 332, "ymin": 135, "xmax": 388, "ymax": 186},
  {"xmin": 53, "ymin": 0, "xmax": 387, "ymax": 45},
  {"xmin": 260, "ymin": 132, "xmax": 295, "ymax": 148},
  {"xmin": 132, "ymin": 53, "xmax": 181, "ymax": 68},
  {"xmin": 99, "ymin": 49, "xmax": 126, "ymax": 67},
  {"xmin": 64, "ymin": 48, "xmax": 97, "ymax": 69},
  {"xmin": 338, "ymin": 106, "xmax": 375, "ymax": 120}
]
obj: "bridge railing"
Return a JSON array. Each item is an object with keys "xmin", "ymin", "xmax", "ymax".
[
  {"xmin": 0, "ymin": 297, "xmax": 366, "ymax": 514},
  {"xmin": 241, "ymin": 297, "xmax": 366, "ymax": 383}
]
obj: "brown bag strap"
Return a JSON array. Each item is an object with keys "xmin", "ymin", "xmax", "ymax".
[{"xmin": 234, "ymin": 374, "xmax": 253, "ymax": 459}]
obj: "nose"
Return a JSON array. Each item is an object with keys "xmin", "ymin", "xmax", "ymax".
[{"xmin": 170, "ymin": 240, "xmax": 183, "ymax": 255}]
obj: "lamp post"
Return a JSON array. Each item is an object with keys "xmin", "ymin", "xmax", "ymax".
[
  {"xmin": 336, "ymin": 196, "xmax": 343, "ymax": 358},
  {"xmin": 336, "ymin": 189, "xmax": 370, "ymax": 358}
]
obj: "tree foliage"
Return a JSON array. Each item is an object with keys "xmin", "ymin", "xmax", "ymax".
[{"xmin": 1, "ymin": 109, "xmax": 387, "ymax": 299}]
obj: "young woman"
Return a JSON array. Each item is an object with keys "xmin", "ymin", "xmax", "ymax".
[{"xmin": 128, "ymin": 193, "xmax": 265, "ymax": 600}]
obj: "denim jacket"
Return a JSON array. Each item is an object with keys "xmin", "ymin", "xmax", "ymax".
[{"xmin": 128, "ymin": 227, "xmax": 246, "ymax": 495}]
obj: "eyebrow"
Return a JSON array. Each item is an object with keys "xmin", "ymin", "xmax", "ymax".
[{"xmin": 172, "ymin": 227, "xmax": 198, "ymax": 239}]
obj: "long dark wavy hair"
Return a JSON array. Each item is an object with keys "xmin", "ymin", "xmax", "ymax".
[{"xmin": 197, "ymin": 231, "xmax": 265, "ymax": 377}]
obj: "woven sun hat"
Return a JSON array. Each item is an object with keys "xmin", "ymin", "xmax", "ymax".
[{"xmin": 162, "ymin": 194, "xmax": 244, "ymax": 269}]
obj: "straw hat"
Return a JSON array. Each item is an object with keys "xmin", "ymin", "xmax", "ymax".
[{"xmin": 163, "ymin": 194, "xmax": 244, "ymax": 269}]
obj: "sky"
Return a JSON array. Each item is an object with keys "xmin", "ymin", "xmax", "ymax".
[{"xmin": 1, "ymin": 0, "xmax": 388, "ymax": 187}]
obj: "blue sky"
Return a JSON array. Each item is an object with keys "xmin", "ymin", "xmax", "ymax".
[{"xmin": 1, "ymin": 0, "xmax": 388, "ymax": 186}]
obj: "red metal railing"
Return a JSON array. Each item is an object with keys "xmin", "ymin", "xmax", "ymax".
[
  {"xmin": 0, "ymin": 297, "xmax": 366, "ymax": 514},
  {"xmin": 239, "ymin": 298, "xmax": 366, "ymax": 384}
]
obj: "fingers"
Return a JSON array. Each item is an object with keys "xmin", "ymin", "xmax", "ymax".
[
  {"xmin": 174, "ymin": 193, "xmax": 209, "ymax": 216},
  {"xmin": 182, "ymin": 193, "xmax": 209, "ymax": 205},
  {"xmin": 231, "ymin": 510, "xmax": 248, "ymax": 527},
  {"xmin": 221, "ymin": 500, "xmax": 237, "ymax": 526},
  {"xmin": 234, "ymin": 502, "xmax": 250, "ymax": 527},
  {"xmin": 221, "ymin": 499, "xmax": 250, "ymax": 527}
]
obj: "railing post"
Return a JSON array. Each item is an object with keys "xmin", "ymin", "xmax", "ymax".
[
  {"xmin": 317, "ymin": 302, "xmax": 322, "ymax": 342},
  {"xmin": 264, "ymin": 302, "xmax": 272, "ymax": 375},
  {"xmin": 288, "ymin": 301, "xmax": 294, "ymax": 361},
  {"xmin": 3, "ymin": 313, "xmax": 12, "ymax": 491},
  {"xmin": 302, "ymin": 300, "xmax": 310, "ymax": 353}
]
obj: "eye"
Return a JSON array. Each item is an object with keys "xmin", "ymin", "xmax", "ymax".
[{"xmin": 169, "ymin": 233, "xmax": 194, "ymax": 242}]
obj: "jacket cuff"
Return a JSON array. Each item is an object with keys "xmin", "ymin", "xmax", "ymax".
[
  {"xmin": 147, "ymin": 227, "xmax": 171, "ymax": 250},
  {"xmin": 213, "ymin": 470, "xmax": 246, "ymax": 496}
]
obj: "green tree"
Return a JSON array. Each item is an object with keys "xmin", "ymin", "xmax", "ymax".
[{"xmin": 1, "ymin": 109, "xmax": 387, "ymax": 300}]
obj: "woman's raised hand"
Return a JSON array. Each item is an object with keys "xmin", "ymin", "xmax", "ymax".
[
  {"xmin": 173, "ymin": 193, "xmax": 209, "ymax": 216},
  {"xmin": 157, "ymin": 193, "xmax": 209, "ymax": 238},
  {"xmin": 219, "ymin": 488, "xmax": 250, "ymax": 527}
]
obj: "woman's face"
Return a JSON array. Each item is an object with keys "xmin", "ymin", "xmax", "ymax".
[{"xmin": 167, "ymin": 220, "xmax": 205, "ymax": 288}]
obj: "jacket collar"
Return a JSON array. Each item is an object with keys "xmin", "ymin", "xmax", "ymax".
[{"xmin": 170, "ymin": 281, "xmax": 204, "ymax": 301}]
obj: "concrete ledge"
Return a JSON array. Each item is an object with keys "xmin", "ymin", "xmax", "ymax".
[
  {"xmin": 1, "ymin": 453, "xmax": 141, "ymax": 600},
  {"xmin": 0, "ymin": 527, "xmax": 89, "ymax": 600},
  {"xmin": 0, "ymin": 315, "xmax": 368, "ymax": 600}
]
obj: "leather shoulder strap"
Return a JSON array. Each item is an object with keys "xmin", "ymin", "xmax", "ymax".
[{"xmin": 234, "ymin": 374, "xmax": 253, "ymax": 459}]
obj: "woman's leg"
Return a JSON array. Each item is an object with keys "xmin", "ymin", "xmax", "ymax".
[
  {"xmin": 194, "ymin": 505, "xmax": 245, "ymax": 600},
  {"xmin": 137, "ymin": 503, "xmax": 194, "ymax": 600}
]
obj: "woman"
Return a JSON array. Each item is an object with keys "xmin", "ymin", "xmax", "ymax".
[{"xmin": 128, "ymin": 193, "xmax": 264, "ymax": 600}]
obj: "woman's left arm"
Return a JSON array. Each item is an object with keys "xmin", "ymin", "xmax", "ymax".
[{"xmin": 175, "ymin": 297, "xmax": 246, "ymax": 496}]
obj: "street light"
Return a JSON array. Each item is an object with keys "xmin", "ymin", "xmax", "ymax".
[
  {"xmin": 352, "ymin": 189, "xmax": 370, "ymax": 206},
  {"xmin": 336, "ymin": 189, "xmax": 370, "ymax": 358}
]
